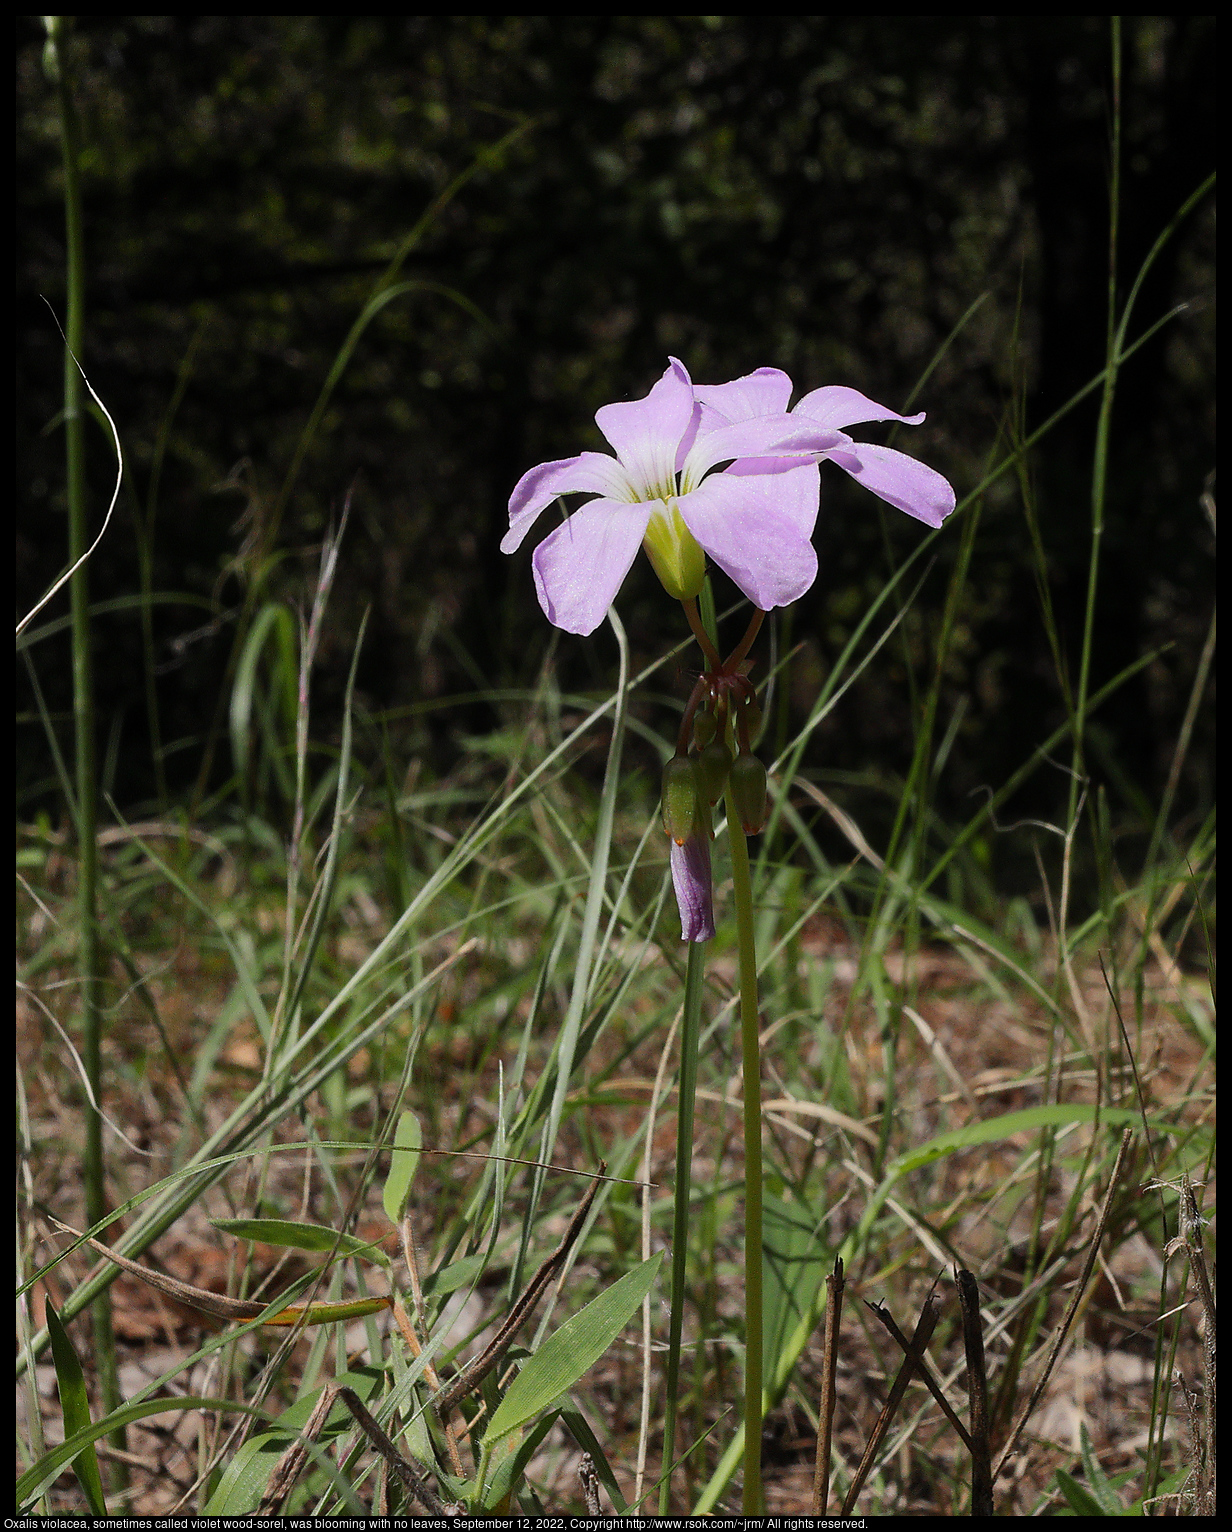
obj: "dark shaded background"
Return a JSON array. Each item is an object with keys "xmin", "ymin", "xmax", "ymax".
[{"xmin": 17, "ymin": 17, "xmax": 1215, "ymax": 868}]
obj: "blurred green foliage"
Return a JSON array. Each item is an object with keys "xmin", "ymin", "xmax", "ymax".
[{"xmin": 17, "ymin": 17, "xmax": 1214, "ymax": 861}]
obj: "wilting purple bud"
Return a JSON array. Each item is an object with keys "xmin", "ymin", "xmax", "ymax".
[{"xmin": 670, "ymin": 830, "xmax": 716, "ymax": 943}]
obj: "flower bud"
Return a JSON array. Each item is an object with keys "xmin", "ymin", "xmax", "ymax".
[
  {"xmin": 691, "ymin": 708, "xmax": 717, "ymax": 750},
  {"xmin": 696, "ymin": 740, "xmax": 733, "ymax": 805},
  {"xmin": 740, "ymin": 692, "xmax": 763, "ymax": 740},
  {"xmin": 729, "ymin": 752, "xmax": 768, "ymax": 834},
  {"xmin": 661, "ymin": 755, "xmax": 701, "ymax": 845},
  {"xmin": 670, "ymin": 828, "xmax": 715, "ymax": 942}
]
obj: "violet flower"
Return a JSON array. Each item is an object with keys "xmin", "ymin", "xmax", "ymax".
[
  {"xmin": 502, "ymin": 360, "xmax": 954, "ymax": 637},
  {"xmin": 694, "ymin": 369, "xmax": 956, "ymax": 534},
  {"xmin": 501, "ymin": 358, "xmax": 848, "ymax": 635},
  {"xmin": 503, "ymin": 359, "xmax": 956, "ymax": 942}
]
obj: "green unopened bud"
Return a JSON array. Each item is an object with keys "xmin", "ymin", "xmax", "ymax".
[
  {"xmin": 740, "ymin": 693, "xmax": 763, "ymax": 739},
  {"xmin": 729, "ymin": 752, "xmax": 768, "ymax": 834},
  {"xmin": 696, "ymin": 740, "xmax": 733, "ymax": 804},
  {"xmin": 692, "ymin": 708, "xmax": 717, "ymax": 750},
  {"xmin": 642, "ymin": 500, "xmax": 706, "ymax": 601},
  {"xmin": 661, "ymin": 755, "xmax": 701, "ymax": 845}
]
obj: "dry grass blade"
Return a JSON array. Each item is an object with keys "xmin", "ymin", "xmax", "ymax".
[
  {"xmin": 811, "ymin": 1256, "xmax": 845, "ymax": 1513},
  {"xmin": 956, "ymin": 1267, "xmax": 993, "ymax": 1515},
  {"xmin": 992, "ymin": 1127, "xmax": 1135, "ymax": 1482},
  {"xmin": 432, "ymin": 1168, "xmax": 602, "ymax": 1415},
  {"xmin": 841, "ymin": 1283, "xmax": 943, "ymax": 1514},
  {"xmin": 1160, "ymin": 1175, "xmax": 1216, "ymax": 1512},
  {"xmin": 51, "ymin": 1221, "xmax": 390, "ymax": 1327}
]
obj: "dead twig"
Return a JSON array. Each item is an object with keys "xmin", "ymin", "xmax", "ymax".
[
  {"xmin": 1159, "ymin": 1175, "xmax": 1216, "ymax": 1512},
  {"xmin": 842, "ymin": 1282, "xmax": 943, "ymax": 1513},
  {"xmin": 811, "ymin": 1256, "xmax": 845, "ymax": 1514},
  {"xmin": 956, "ymin": 1267, "xmax": 993, "ymax": 1516},
  {"xmin": 868, "ymin": 1291, "xmax": 972, "ymax": 1451}
]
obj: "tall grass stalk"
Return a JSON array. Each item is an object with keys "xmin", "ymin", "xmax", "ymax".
[
  {"xmin": 1070, "ymin": 16, "xmax": 1122, "ymax": 819},
  {"xmin": 46, "ymin": 16, "xmax": 124, "ymax": 1471}
]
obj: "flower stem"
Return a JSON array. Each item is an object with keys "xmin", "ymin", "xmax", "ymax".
[
  {"xmin": 659, "ymin": 937, "xmax": 705, "ymax": 1513},
  {"xmin": 681, "ymin": 597, "xmax": 722, "ymax": 671},
  {"xmin": 724, "ymin": 782, "xmax": 764, "ymax": 1514},
  {"xmin": 724, "ymin": 607, "xmax": 766, "ymax": 673},
  {"xmin": 675, "ymin": 674, "xmax": 709, "ymax": 757}
]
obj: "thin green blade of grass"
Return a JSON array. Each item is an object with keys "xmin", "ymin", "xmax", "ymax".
[
  {"xmin": 484, "ymin": 1252, "xmax": 664, "ymax": 1444},
  {"xmin": 43, "ymin": 1300, "xmax": 107, "ymax": 1515},
  {"xmin": 210, "ymin": 1218, "xmax": 390, "ymax": 1267},
  {"xmin": 479, "ymin": 1411, "xmax": 558, "ymax": 1511},
  {"xmin": 382, "ymin": 1109, "xmax": 423, "ymax": 1226},
  {"xmin": 17, "ymin": 1395, "xmax": 272, "ymax": 1510},
  {"xmin": 277, "ymin": 607, "xmax": 370, "ymax": 1041}
]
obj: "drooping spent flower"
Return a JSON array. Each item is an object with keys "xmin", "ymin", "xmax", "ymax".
[{"xmin": 670, "ymin": 831, "xmax": 716, "ymax": 944}]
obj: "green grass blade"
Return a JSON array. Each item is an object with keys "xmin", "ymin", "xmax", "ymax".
[
  {"xmin": 1079, "ymin": 1423, "xmax": 1129, "ymax": 1515},
  {"xmin": 484, "ymin": 1252, "xmax": 663, "ymax": 1444},
  {"xmin": 1055, "ymin": 1468, "xmax": 1112, "ymax": 1516},
  {"xmin": 210, "ymin": 1218, "xmax": 389, "ymax": 1266},
  {"xmin": 44, "ymin": 1300, "xmax": 107, "ymax": 1514},
  {"xmin": 229, "ymin": 601, "xmax": 296, "ymax": 803},
  {"xmin": 540, "ymin": 609, "xmax": 631, "ymax": 1159},
  {"xmin": 280, "ymin": 607, "xmax": 370, "ymax": 1031},
  {"xmin": 382, "ymin": 1108, "xmax": 423, "ymax": 1225}
]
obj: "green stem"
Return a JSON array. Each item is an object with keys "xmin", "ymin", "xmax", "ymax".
[
  {"xmin": 51, "ymin": 17, "xmax": 125, "ymax": 1475},
  {"xmin": 660, "ymin": 938, "xmax": 705, "ymax": 1514},
  {"xmin": 725, "ymin": 783, "xmax": 764, "ymax": 1514},
  {"xmin": 681, "ymin": 597, "xmax": 722, "ymax": 671},
  {"xmin": 1071, "ymin": 15, "xmax": 1121, "ymax": 816}
]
